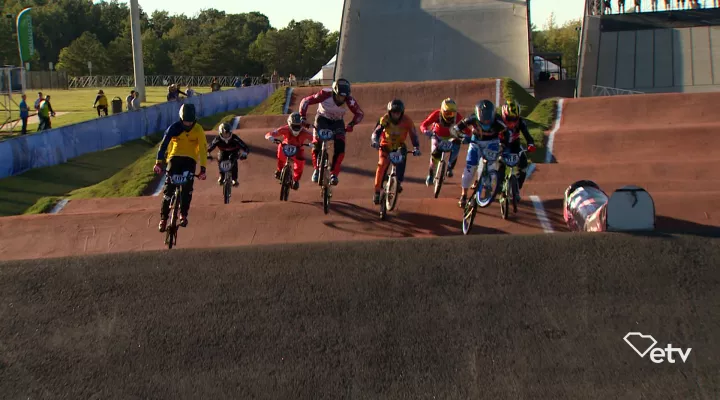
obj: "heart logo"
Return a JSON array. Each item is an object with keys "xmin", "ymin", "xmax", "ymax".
[{"xmin": 624, "ymin": 332, "xmax": 658, "ymax": 357}]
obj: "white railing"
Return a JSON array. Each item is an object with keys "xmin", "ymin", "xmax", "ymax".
[
  {"xmin": 68, "ymin": 75, "xmax": 268, "ymax": 88},
  {"xmin": 591, "ymin": 85, "xmax": 645, "ymax": 96}
]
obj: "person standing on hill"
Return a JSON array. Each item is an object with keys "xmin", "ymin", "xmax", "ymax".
[
  {"xmin": 37, "ymin": 95, "xmax": 55, "ymax": 131},
  {"xmin": 19, "ymin": 93, "xmax": 29, "ymax": 135},
  {"xmin": 34, "ymin": 92, "xmax": 43, "ymax": 112},
  {"xmin": 93, "ymin": 90, "xmax": 109, "ymax": 117},
  {"xmin": 298, "ymin": 78, "xmax": 364, "ymax": 186}
]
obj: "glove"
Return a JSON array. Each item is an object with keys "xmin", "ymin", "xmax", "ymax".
[
  {"xmin": 239, "ymin": 152, "xmax": 248, "ymax": 160},
  {"xmin": 207, "ymin": 152, "xmax": 213, "ymax": 159},
  {"xmin": 412, "ymin": 147, "xmax": 421, "ymax": 156},
  {"xmin": 527, "ymin": 144, "xmax": 536, "ymax": 153},
  {"xmin": 153, "ymin": 162, "xmax": 163, "ymax": 175},
  {"xmin": 423, "ymin": 130, "xmax": 433, "ymax": 138},
  {"xmin": 371, "ymin": 140, "xmax": 379, "ymax": 149},
  {"xmin": 345, "ymin": 124, "xmax": 354, "ymax": 133},
  {"xmin": 198, "ymin": 166, "xmax": 207, "ymax": 180},
  {"xmin": 300, "ymin": 117, "xmax": 310, "ymax": 127}
]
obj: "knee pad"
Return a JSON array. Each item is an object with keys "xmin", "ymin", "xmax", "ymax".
[{"xmin": 461, "ymin": 165, "xmax": 478, "ymax": 189}]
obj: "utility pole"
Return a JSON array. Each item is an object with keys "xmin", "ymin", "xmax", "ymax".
[{"xmin": 129, "ymin": 0, "xmax": 146, "ymax": 103}]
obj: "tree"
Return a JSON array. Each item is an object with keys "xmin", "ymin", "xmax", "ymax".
[
  {"xmin": 531, "ymin": 13, "xmax": 582, "ymax": 78},
  {"xmin": 56, "ymin": 32, "xmax": 108, "ymax": 75}
]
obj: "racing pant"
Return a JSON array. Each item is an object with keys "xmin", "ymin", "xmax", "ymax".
[
  {"xmin": 96, "ymin": 105, "xmax": 108, "ymax": 116},
  {"xmin": 312, "ymin": 116, "xmax": 346, "ymax": 176},
  {"xmin": 277, "ymin": 144, "xmax": 306, "ymax": 181},
  {"xmin": 497, "ymin": 141, "xmax": 529, "ymax": 189},
  {"xmin": 461, "ymin": 140, "xmax": 500, "ymax": 189},
  {"xmin": 160, "ymin": 156, "xmax": 196, "ymax": 220},
  {"xmin": 374, "ymin": 145, "xmax": 407, "ymax": 191},
  {"xmin": 217, "ymin": 150, "xmax": 239, "ymax": 182},
  {"xmin": 429, "ymin": 136, "xmax": 461, "ymax": 171}
]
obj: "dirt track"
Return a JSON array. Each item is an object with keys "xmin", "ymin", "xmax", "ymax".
[{"xmin": 1, "ymin": 233, "xmax": 718, "ymax": 398}]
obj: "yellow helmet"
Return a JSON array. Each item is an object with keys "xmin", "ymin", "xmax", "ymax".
[
  {"xmin": 440, "ymin": 98, "xmax": 457, "ymax": 122},
  {"xmin": 501, "ymin": 100, "xmax": 521, "ymax": 128}
]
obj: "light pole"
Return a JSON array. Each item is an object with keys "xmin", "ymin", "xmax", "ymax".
[{"xmin": 129, "ymin": 0, "xmax": 146, "ymax": 103}]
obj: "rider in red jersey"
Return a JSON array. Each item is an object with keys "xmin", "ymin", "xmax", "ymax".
[
  {"xmin": 298, "ymin": 78, "xmax": 364, "ymax": 186},
  {"xmin": 265, "ymin": 112, "xmax": 314, "ymax": 190}
]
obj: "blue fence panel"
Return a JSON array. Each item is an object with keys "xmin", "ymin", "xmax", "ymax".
[{"xmin": 0, "ymin": 84, "xmax": 276, "ymax": 179}]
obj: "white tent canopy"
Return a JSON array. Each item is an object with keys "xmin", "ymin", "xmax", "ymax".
[{"xmin": 310, "ymin": 55, "xmax": 336, "ymax": 81}]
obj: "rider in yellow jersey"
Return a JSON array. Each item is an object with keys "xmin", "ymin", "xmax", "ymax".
[{"xmin": 154, "ymin": 103, "xmax": 208, "ymax": 232}]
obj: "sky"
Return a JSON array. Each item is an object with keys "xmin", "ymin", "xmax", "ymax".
[{"xmin": 129, "ymin": 0, "xmax": 585, "ymax": 32}]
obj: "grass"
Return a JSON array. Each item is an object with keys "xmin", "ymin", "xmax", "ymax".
[
  {"xmin": 0, "ymin": 106, "xmax": 254, "ymax": 216},
  {"xmin": 245, "ymin": 87, "xmax": 289, "ymax": 116},
  {"xmin": 501, "ymin": 78, "xmax": 539, "ymax": 117},
  {"xmin": 0, "ymin": 86, "xmax": 236, "ymax": 137}
]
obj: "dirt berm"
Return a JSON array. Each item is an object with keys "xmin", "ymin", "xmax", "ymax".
[{"xmin": 1, "ymin": 233, "xmax": 718, "ymax": 399}]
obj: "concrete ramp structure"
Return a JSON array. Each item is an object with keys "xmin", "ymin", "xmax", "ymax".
[
  {"xmin": 334, "ymin": 0, "xmax": 532, "ymax": 88},
  {"xmin": 578, "ymin": 9, "xmax": 720, "ymax": 96}
]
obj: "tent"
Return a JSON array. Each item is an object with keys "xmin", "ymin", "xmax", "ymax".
[{"xmin": 309, "ymin": 55, "xmax": 336, "ymax": 82}]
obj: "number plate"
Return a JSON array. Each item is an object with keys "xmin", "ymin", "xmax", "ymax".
[
  {"xmin": 503, "ymin": 152, "xmax": 520, "ymax": 166},
  {"xmin": 438, "ymin": 140, "xmax": 453, "ymax": 152},
  {"xmin": 170, "ymin": 173, "xmax": 189, "ymax": 185},
  {"xmin": 388, "ymin": 151, "xmax": 404, "ymax": 164},
  {"xmin": 283, "ymin": 144, "xmax": 298, "ymax": 157},
  {"xmin": 219, "ymin": 160, "xmax": 232, "ymax": 171},
  {"xmin": 317, "ymin": 129, "xmax": 334, "ymax": 141}
]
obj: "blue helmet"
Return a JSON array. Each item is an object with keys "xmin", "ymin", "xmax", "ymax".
[{"xmin": 475, "ymin": 100, "xmax": 495, "ymax": 131}]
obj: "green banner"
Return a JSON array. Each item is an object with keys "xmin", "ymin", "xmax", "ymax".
[{"xmin": 16, "ymin": 8, "xmax": 35, "ymax": 63}]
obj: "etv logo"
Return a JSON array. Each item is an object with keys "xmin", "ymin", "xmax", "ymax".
[{"xmin": 623, "ymin": 332, "xmax": 692, "ymax": 364}]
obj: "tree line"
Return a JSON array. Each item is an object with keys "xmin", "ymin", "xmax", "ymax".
[
  {"xmin": 0, "ymin": 0, "xmax": 339, "ymax": 78},
  {"xmin": 531, "ymin": 14, "xmax": 582, "ymax": 78}
]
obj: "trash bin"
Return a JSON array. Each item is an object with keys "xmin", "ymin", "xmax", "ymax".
[
  {"xmin": 563, "ymin": 180, "xmax": 655, "ymax": 232},
  {"xmin": 111, "ymin": 96, "xmax": 123, "ymax": 114}
]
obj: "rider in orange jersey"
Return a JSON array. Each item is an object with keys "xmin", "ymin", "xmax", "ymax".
[{"xmin": 370, "ymin": 99, "xmax": 421, "ymax": 204}]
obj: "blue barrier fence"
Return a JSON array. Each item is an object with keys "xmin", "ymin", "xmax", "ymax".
[{"xmin": 0, "ymin": 84, "xmax": 276, "ymax": 179}]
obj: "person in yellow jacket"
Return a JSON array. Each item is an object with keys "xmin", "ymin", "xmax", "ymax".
[
  {"xmin": 93, "ymin": 90, "xmax": 109, "ymax": 117},
  {"xmin": 153, "ymin": 103, "xmax": 208, "ymax": 232}
]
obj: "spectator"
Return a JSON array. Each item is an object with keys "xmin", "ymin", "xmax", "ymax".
[
  {"xmin": 634, "ymin": 0, "xmax": 641, "ymax": 12},
  {"xmin": 34, "ymin": 91, "xmax": 43, "ymax": 112},
  {"xmin": 288, "ymin": 74, "xmax": 297, "ymax": 86},
  {"xmin": 186, "ymin": 85, "xmax": 195, "ymax": 97},
  {"xmin": 210, "ymin": 78, "xmax": 221, "ymax": 92},
  {"xmin": 618, "ymin": 0, "xmax": 626, "ymax": 12},
  {"xmin": 19, "ymin": 93, "xmax": 29, "ymax": 135},
  {"xmin": 271, "ymin": 70, "xmax": 279, "ymax": 84},
  {"xmin": 603, "ymin": 0, "xmax": 612, "ymax": 13},
  {"xmin": 37, "ymin": 94, "xmax": 55, "ymax": 131},
  {"xmin": 665, "ymin": 0, "xmax": 672, "ymax": 9},
  {"xmin": 234, "ymin": 77, "xmax": 242, "ymax": 88},
  {"xmin": 242, "ymin": 74, "xmax": 252, "ymax": 87},
  {"xmin": 166, "ymin": 84, "xmax": 187, "ymax": 102},
  {"xmin": 651, "ymin": 0, "xmax": 658, "ymax": 10},
  {"xmin": 93, "ymin": 89, "xmax": 109, "ymax": 117},
  {"xmin": 260, "ymin": 74, "xmax": 269, "ymax": 84},
  {"xmin": 127, "ymin": 90, "xmax": 136, "ymax": 111}
]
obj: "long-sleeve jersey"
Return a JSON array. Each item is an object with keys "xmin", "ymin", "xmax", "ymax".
[
  {"xmin": 501, "ymin": 118, "xmax": 535, "ymax": 146},
  {"xmin": 207, "ymin": 134, "xmax": 250, "ymax": 154},
  {"xmin": 420, "ymin": 110, "xmax": 465, "ymax": 138},
  {"xmin": 298, "ymin": 88, "xmax": 364, "ymax": 126},
  {"xmin": 455, "ymin": 114, "xmax": 506, "ymax": 142},
  {"xmin": 94, "ymin": 95, "xmax": 108, "ymax": 107},
  {"xmin": 372, "ymin": 114, "xmax": 420, "ymax": 150},
  {"xmin": 265, "ymin": 125, "xmax": 314, "ymax": 147},
  {"xmin": 156, "ymin": 121, "xmax": 208, "ymax": 168}
]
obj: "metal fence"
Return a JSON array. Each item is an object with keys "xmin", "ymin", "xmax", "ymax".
[
  {"xmin": 25, "ymin": 71, "xmax": 69, "ymax": 90},
  {"xmin": 591, "ymin": 85, "xmax": 645, "ymax": 96},
  {"xmin": 68, "ymin": 75, "xmax": 332, "ymax": 89}
]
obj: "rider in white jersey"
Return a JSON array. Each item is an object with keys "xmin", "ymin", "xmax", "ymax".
[{"xmin": 298, "ymin": 79, "xmax": 364, "ymax": 185}]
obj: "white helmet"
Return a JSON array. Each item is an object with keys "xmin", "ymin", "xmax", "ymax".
[
  {"xmin": 219, "ymin": 122, "xmax": 232, "ymax": 143},
  {"xmin": 287, "ymin": 112, "xmax": 303, "ymax": 137}
]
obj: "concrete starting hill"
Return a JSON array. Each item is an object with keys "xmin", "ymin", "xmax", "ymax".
[{"xmin": 1, "ymin": 1, "xmax": 719, "ymax": 397}]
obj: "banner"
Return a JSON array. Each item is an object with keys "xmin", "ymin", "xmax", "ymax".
[{"xmin": 16, "ymin": 8, "xmax": 35, "ymax": 63}]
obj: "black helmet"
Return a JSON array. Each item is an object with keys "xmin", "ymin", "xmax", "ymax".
[
  {"xmin": 179, "ymin": 103, "xmax": 196, "ymax": 122},
  {"xmin": 332, "ymin": 78, "xmax": 351, "ymax": 97},
  {"xmin": 475, "ymin": 100, "xmax": 495, "ymax": 131},
  {"xmin": 387, "ymin": 99, "xmax": 404, "ymax": 123},
  {"xmin": 287, "ymin": 111, "xmax": 303, "ymax": 136}
]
